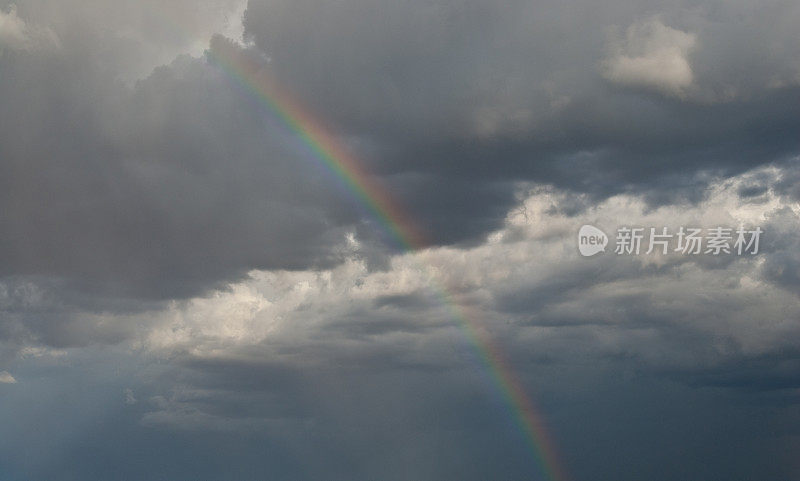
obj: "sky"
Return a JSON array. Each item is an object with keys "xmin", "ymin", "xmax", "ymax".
[{"xmin": 0, "ymin": 0, "xmax": 799, "ymax": 479}]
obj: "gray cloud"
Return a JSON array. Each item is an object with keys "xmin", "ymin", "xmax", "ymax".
[
  {"xmin": 0, "ymin": 35, "xmax": 368, "ymax": 306},
  {"xmin": 0, "ymin": 1, "xmax": 799, "ymax": 479},
  {"xmin": 242, "ymin": 0, "xmax": 800, "ymax": 193},
  {"xmin": 105, "ymin": 166, "xmax": 798, "ymax": 481}
]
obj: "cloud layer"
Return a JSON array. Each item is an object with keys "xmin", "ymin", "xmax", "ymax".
[
  {"xmin": 5, "ymin": 162, "xmax": 800, "ymax": 479},
  {"xmin": 1, "ymin": 0, "xmax": 799, "ymax": 309},
  {"xmin": 0, "ymin": 0, "xmax": 799, "ymax": 479}
]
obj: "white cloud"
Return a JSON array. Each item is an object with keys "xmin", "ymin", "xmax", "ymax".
[
  {"xmin": 602, "ymin": 18, "xmax": 696, "ymax": 97},
  {"xmin": 0, "ymin": 371, "xmax": 16, "ymax": 383},
  {"xmin": 0, "ymin": 5, "xmax": 27, "ymax": 49},
  {"xmin": 0, "ymin": 4, "xmax": 58, "ymax": 52},
  {"xmin": 138, "ymin": 163, "xmax": 800, "ymax": 374}
]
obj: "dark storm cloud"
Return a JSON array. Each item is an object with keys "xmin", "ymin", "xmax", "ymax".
[
  {"xmin": 0, "ymin": 35, "xmax": 369, "ymax": 305},
  {"xmin": 3, "ymin": 348, "xmax": 793, "ymax": 481},
  {"xmin": 242, "ymin": 0, "xmax": 800, "ymax": 211},
  {"xmin": 1, "ymin": 3, "xmax": 800, "ymax": 479}
]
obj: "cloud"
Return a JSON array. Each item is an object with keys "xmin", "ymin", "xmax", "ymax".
[
  {"xmin": 0, "ymin": 370, "xmax": 16, "ymax": 383},
  {"xmin": 0, "ymin": 0, "xmax": 796, "ymax": 320},
  {"xmin": 602, "ymin": 18, "xmax": 696, "ymax": 97},
  {"xmin": 0, "ymin": 5, "xmax": 28, "ymax": 49},
  {"xmin": 240, "ymin": 0, "xmax": 800, "ymax": 226},
  {"xmin": 17, "ymin": 161, "xmax": 784, "ymax": 480},
  {"xmin": 0, "ymin": 1, "xmax": 796, "ymax": 478},
  {"xmin": 0, "ymin": 37, "xmax": 368, "ymax": 307},
  {"xmin": 133, "ymin": 161, "xmax": 800, "ymax": 394},
  {"xmin": 0, "ymin": 4, "xmax": 57, "ymax": 52},
  {"xmin": 7, "ymin": 0, "xmax": 244, "ymax": 80}
]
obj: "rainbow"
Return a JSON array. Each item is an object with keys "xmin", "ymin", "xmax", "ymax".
[{"xmin": 207, "ymin": 40, "xmax": 569, "ymax": 481}]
